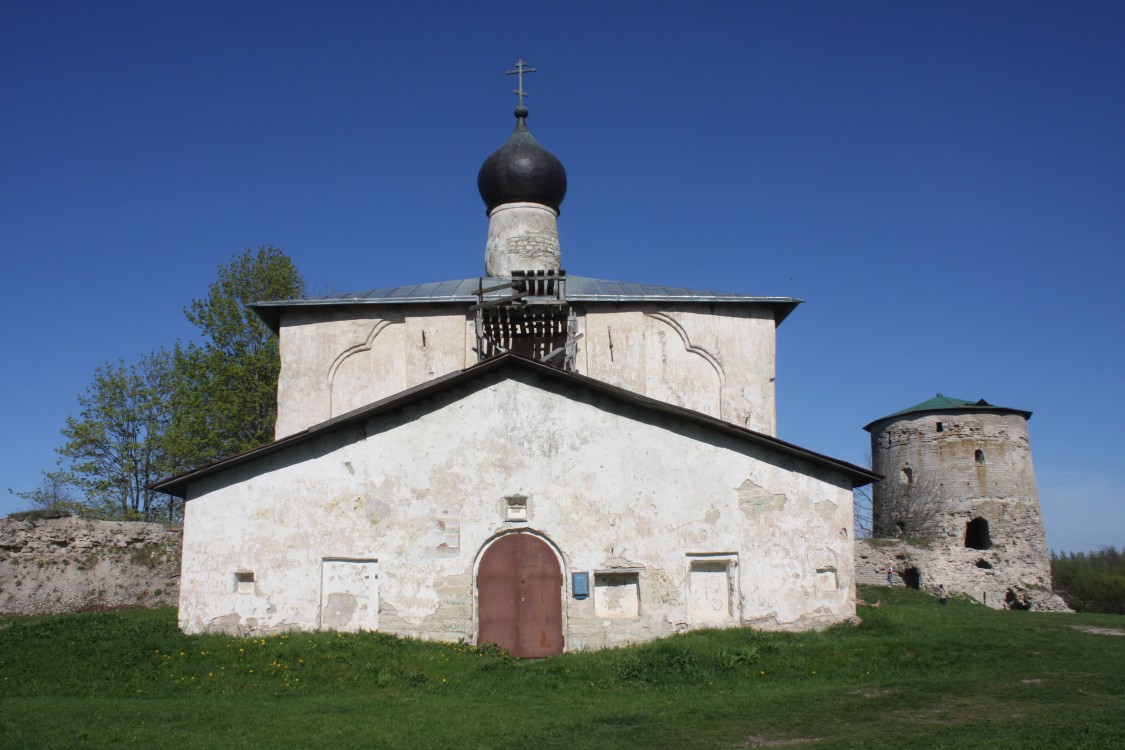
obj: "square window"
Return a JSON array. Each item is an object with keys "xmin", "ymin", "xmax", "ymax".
[
  {"xmin": 235, "ymin": 571, "xmax": 254, "ymax": 595},
  {"xmin": 816, "ymin": 567, "xmax": 839, "ymax": 592},
  {"xmin": 505, "ymin": 495, "xmax": 528, "ymax": 522},
  {"xmin": 594, "ymin": 572, "xmax": 640, "ymax": 617}
]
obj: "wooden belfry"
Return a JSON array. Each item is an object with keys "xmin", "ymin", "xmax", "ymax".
[{"xmin": 472, "ymin": 270, "xmax": 580, "ymax": 370}]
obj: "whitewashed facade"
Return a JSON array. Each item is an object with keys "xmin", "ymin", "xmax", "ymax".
[
  {"xmin": 158, "ymin": 101, "xmax": 877, "ymax": 652},
  {"xmin": 168, "ymin": 357, "xmax": 871, "ymax": 647}
]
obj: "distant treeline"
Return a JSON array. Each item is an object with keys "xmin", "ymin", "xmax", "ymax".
[{"xmin": 1051, "ymin": 547, "xmax": 1125, "ymax": 614}]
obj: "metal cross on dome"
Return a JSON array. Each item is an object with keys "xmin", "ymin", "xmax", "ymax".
[{"xmin": 506, "ymin": 59, "xmax": 537, "ymax": 108}]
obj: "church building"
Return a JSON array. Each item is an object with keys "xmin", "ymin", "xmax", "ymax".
[{"xmin": 156, "ymin": 70, "xmax": 877, "ymax": 656}]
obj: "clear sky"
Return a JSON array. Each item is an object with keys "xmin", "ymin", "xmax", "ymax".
[{"xmin": 1, "ymin": 1, "xmax": 1121, "ymax": 553}]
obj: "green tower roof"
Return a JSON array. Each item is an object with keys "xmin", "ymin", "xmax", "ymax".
[{"xmin": 863, "ymin": 393, "xmax": 1032, "ymax": 431}]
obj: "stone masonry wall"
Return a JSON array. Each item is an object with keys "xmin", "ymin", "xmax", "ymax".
[
  {"xmin": 854, "ymin": 538, "xmax": 1070, "ymax": 611},
  {"xmin": 0, "ymin": 515, "xmax": 181, "ymax": 615}
]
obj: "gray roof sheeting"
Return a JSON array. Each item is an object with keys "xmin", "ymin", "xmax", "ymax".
[{"xmin": 251, "ymin": 275, "xmax": 802, "ymax": 330}]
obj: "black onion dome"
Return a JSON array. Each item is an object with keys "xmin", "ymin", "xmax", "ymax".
[{"xmin": 477, "ymin": 109, "xmax": 567, "ymax": 213}]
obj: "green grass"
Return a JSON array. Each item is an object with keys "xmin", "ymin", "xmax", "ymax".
[{"xmin": 1, "ymin": 586, "xmax": 1123, "ymax": 749}]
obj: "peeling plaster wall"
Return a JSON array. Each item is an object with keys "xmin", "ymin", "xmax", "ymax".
[
  {"xmin": 579, "ymin": 306, "xmax": 778, "ymax": 435},
  {"xmin": 275, "ymin": 306, "xmax": 475, "ymax": 438},
  {"xmin": 180, "ymin": 371, "xmax": 854, "ymax": 647},
  {"xmin": 274, "ymin": 303, "xmax": 779, "ymax": 440}
]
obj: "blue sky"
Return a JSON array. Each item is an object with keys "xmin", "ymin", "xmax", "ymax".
[{"xmin": 1, "ymin": 1, "xmax": 1121, "ymax": 552}]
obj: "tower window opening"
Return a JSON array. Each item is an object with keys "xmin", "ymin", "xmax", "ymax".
[
  {"xmin": 936, "ymin": 422, "xmax": 944, "ymax": 432},
  {"xmin": 975, "ymin": 449, "xmax": 985, "ymax": 464},
  {"xmin": 965, "ymin": 517, "xmax": 992, "ymax": 550},
  {"xmin": 901, "ymin": 467, "xmax": 913, "ymax": 485}
]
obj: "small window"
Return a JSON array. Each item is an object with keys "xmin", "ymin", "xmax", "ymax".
[
  {"xmin": 936, "ymin": 422, "xmax": 944, "ymax": 432},
  {"xmin": 901, "ymin": 467, "xmax": 913, "ymax": 485},
  {"xmin": 235, "ymin": 571, "xmax": 255, "ymax": 594},
  {"xmin": 505, "ymin": 495, "xmax": 528, "ymax": 522},
  {"xmin": 974, "ymin": 449, "xmax": 985, "ymax": 464},
  {"xmin": 816, "ymin": 567, "xmax": 839, "ymax": 592},
  {"xmin": 593, "ymin": 572, "xmax": 640, "ymax": 617}
]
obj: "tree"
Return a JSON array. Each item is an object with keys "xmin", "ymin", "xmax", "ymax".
[
  {"xmin": 1051, "ymin": 547, "xmax": 1125, "ymax": 614},
  {"xmin": 853, "ymin": 484, "xmax": 874, "ymax": 539},
  {"xmin": 10, "ymin": 246, "xmax": 304, "ymax": 523},
  {"xmin": 869, "ymin": 474, "xmax": 945, "ymax": 542},
  {"xmin": 859, "ymin": 451, "xmax": 945, "ymax": 542},
  {"xmin": 8, "ymin": 470, "xmax": 81, "ymax": 515},
  {"xmin": 162, "ymin": 246, "xmax": 305, "ymax": 470},
  {"xmin": 54, "ymin": 352, "xmax": 174, "ymax": 520}
]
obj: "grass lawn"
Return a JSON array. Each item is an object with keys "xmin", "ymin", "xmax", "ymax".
[{"xmin": 1, "ymin": 586, "xmax": 1122, "ymax": 749}]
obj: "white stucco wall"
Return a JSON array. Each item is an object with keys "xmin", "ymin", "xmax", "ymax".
[
  {"xmin": 274, "ymin": 306, "xmax": 476, "ymax": 438},
  {"xmin": 274, "ymin": 303, "xmax": 780, "ymax": 439},
  {"xmin": 180, "ymin": 368, "xmax": 855, "ymax": 648},
  {"xmin": 579, "ymin": 306, "xmax": 778, "ymax": 434}
]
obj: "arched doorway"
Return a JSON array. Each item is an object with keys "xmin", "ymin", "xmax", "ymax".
[{"xmin": 477, "ymin": 533, "xmax": 564, "ymax": 657}]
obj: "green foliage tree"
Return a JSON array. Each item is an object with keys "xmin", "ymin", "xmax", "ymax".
[
  {"xmin": 11, "ymin": 246, "xmax": 304, "ymax": 523},
  {"xmin": 162, "ymin": 246, "xmax": 305, "ymax": 470},
  {"xmin": 8, "ymin": 470, "xmax": 82, "ymax": 516},
  {"xmin": 54, "ymin": 352, "xmax": 174, "ymax": 520},
  {"xmin": 1051, "ymin": 547, "xmax": 1125, "ymax": 614}
]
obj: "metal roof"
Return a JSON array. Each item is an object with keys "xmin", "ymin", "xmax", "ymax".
[
  {"xmin": 863, "ymin": 393, "xmax": 1032, "ymax": 431},
  {"xmin": 250, "ymin": 275, "xmax": 802, "ymax": 330},
  {"xmin": 153, "ymin": 353, "xmax": 878, "ymax": 498}
]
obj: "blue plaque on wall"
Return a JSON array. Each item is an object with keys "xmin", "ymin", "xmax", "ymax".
[{"xmin": 572, "ymin": 571, "xmax": 589, "ymax": 599}]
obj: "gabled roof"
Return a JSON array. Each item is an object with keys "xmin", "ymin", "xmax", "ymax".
[
  {"xmin": 153, "ymin": 353, "xmax": 877, "ymax": 498},
  {"xmin": 250, "ymin": 275, "xmax": 802, "ymax": 331},
  {"xmin": 863, "ymin": 393, "xmax": 1032, "ymax": 432}
]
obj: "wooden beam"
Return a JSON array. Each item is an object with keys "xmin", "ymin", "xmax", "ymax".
[{"xmin": 468, "ymin": 290, "xmax": 530, "ymax": 311}]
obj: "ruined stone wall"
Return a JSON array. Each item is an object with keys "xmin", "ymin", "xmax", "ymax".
[
  {"xmin": 854, "ymin": 538, "xmax": 1070, "ymax": 612},
  {"xmin": 0, "ymin": 516, "xmax": 181, "ymax": 615},
  {"xmin": 865, "ymin": 410, "xmax": 1060, "ymax": 611}
]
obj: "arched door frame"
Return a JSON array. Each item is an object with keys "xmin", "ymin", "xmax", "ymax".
[{"xmin": 472, "ymin": 529, "xmax": 569, "ymax": 652}]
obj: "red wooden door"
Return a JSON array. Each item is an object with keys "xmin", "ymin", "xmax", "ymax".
[{"xmin": 477, "ymin": 534, "xmax": 563, "ymax": 657}]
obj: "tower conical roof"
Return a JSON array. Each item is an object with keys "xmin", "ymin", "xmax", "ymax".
[{"xmin": 863, "ymin": 394, "xmax": 1032, "ymax": 431}]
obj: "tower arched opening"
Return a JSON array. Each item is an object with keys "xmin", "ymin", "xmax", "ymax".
[
  {"xmin": 965, "ymin": 517, "xmax": 992, "ymax": 550},
  {"xmin": 901, "ymin": 566, "xmax": 921, "ymax": 589}
]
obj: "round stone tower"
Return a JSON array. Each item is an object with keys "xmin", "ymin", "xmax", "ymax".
[{"xmin": 861, "ymin": 394, "xmax": 1065, "ymax": 610}]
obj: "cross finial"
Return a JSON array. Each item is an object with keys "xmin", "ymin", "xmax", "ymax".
[{"xmin": 505, "ymin": 59, "xmax": 537, "ymax": 111}]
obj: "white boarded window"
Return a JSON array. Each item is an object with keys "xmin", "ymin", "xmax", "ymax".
[
  {"xmin": 689, "ymin": 557, "xmax": 736, "ymax": 626},
  {"xmin": 320, "ymin": 558, "xmax": 379, "ymax": 632},
  {"xmin": 816, "ymin": 567, "xmax": 839, "ymax": 592},
  {"xmin": 594, "ymin": 572, "xmax": 640, "ymax": 618}
]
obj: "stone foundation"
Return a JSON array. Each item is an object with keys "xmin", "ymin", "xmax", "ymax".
[{"xmin": 855, "ymin": 537, "xmax": 1070, "ymax": 612}]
